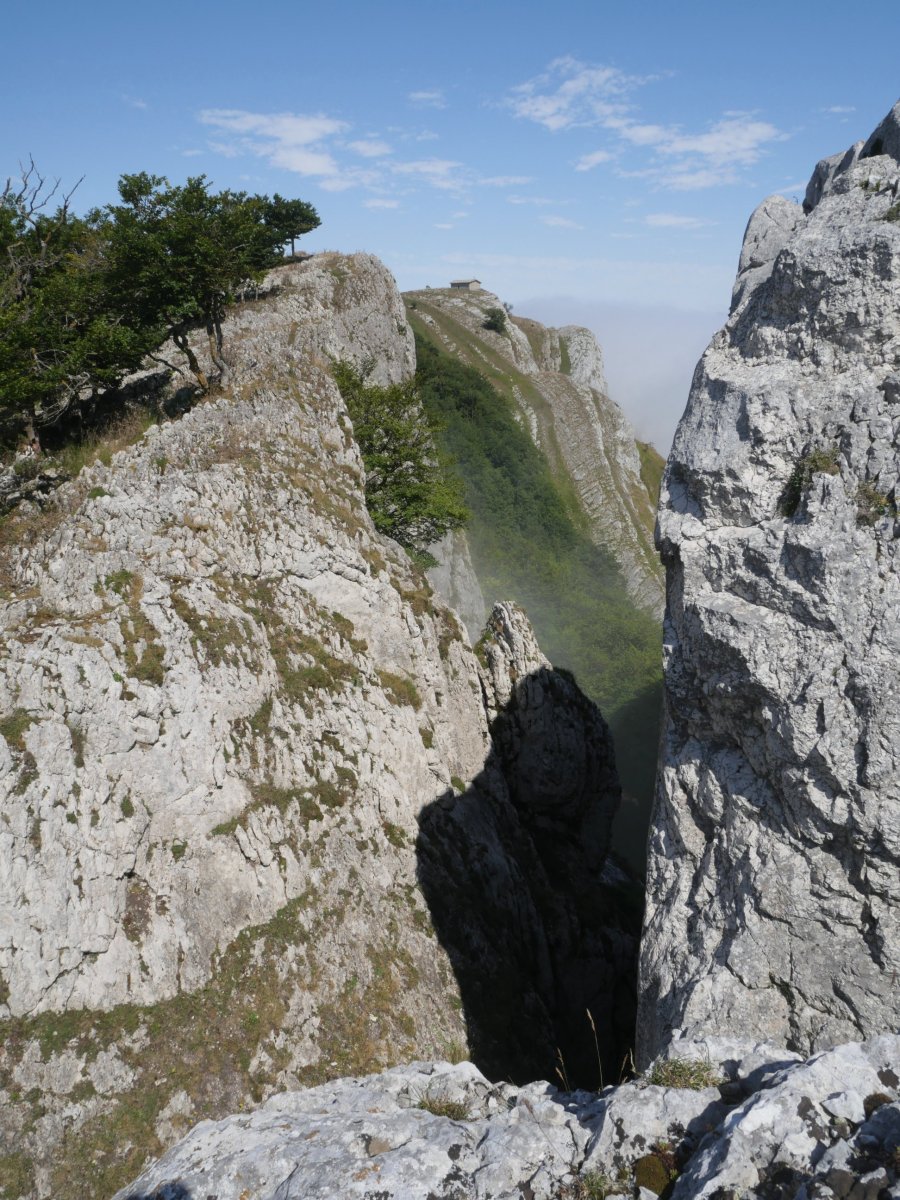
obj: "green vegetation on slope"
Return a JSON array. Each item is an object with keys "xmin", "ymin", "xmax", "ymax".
[
  {"xmin": 636, "ymin": 440, "xmax": 666, "ymax": 505},
  {"xmin": 414, "ymin": 332, "xmax": 662, "ymax": 854},
  {"xmin": 332, "ymin": 360, "xmax": 468, "ymax": 560}
]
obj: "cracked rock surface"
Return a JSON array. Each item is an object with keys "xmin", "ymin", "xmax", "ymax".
[
  {"xmin": 115, "ymin": 1037, "xmax": 900, "ymax": 1200},
  {"xmin": 638, "ymin": 100, "xmax": 900, "ymax": 1064},
  {"xmin": 0, "ymin": 253, "xmax": 631, "ymax": 1199}
]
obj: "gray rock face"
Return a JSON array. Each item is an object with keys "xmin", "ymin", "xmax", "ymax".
[
  {"xmin": 425, "ymin": 528, "xmax": 486, "ymax": 641},
  {"xmin": 731, "ymin": 193, "xmax": 805, "ymax": 311},
  {"xmin": 0, "ymin": 255, "xmax": 628, "ymax": 1197},
  {"xmin": 639, "ymin": 102, "xmax": 900, "ymax": 1064},
  {"xmin": 115, "ymin": 1037, "xmax": 900, "ymax": 1200}
]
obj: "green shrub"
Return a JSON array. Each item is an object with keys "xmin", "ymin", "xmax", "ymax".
[
  {"xmin": 331, "ymin": 360, "xmax": 468, "ymax": 554},
  {"xmin": 856, "ymin": 480, "xmax": 894, "ymax": 525},
  {"xmin": 0, "ymin": 708, "xmax": 33, "ymax": 752},
  {"xmin": 482, "ymin": 306, "xmax": 507, "ymax": 333},
  {"xmin": 781, "ymin": 445, "xmax": 840, "ymax": 516}
]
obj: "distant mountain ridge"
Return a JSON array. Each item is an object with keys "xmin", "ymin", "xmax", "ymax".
[{"xmin": 403, "ymin": 287, "xmax": 665, "ymax": 616}]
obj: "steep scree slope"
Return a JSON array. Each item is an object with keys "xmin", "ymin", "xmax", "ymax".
[
  {"xmin": 639, "ymin": 101, "xmax": 900, "ymax": 1063},
  {"xmin": 0, "ymin": 253, "xmax": 634, "ymax": 1199}
]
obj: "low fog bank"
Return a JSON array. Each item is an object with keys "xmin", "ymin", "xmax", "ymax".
[{"xmin": 518, "ymin": 297, "xmax": 724, "ymax": 456}]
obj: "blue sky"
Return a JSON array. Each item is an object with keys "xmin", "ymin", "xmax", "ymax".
[{"xmin": 4, "ymin": 0, "xmax": 900, "ymax": 448}]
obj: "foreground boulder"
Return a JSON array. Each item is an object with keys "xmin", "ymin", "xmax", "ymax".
[
  {"xmin": 115, "ymin": 1036, "xmax": 900, "ymax": 1199},
  {"xmin": 639, "ymin": 100, "xmax": 900, "ymax": 1063}
]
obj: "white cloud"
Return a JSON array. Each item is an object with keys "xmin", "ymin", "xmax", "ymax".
[
  {"xmin": 575, "ymin": 149, "xmax": 613, "ymax": 172},
  {"xmin": 478, "ymin": 174, "xmax": 533, "ymax": 187},
  {"xmin": 658, "ymin": 116, "xmax": 784, "ymax": 165},
  {"xmin": 507, "ymin": 59, "xmax": 787, "ymax": 190},
  {"xmin": 644, "ymin": 213, "xmax": 709, "ymax": 229},
  {"xmin": 409, "ymin": 89, "xmax": 446, "ymax": 109},
  {"xmin": 665, "ymin": 166, "xmax": 738, "ymax": 190},
  {"xmin": 364, "ymin": 198, "xmax": 400, "ymax": 209},
  {"xmin": 774, "ymin": 182, "xmax": 807, "ymax": 196},
  {"xmin": 452, "ymin": 210, "xmax": 469, "ymax": 218},
  {"xmin": 541, "ymin": 215, "xmax": 584, "ymax": 230},
  {"xmin": 392, "ymin": 158, "xmax": 466, "ymax": 191},
  {"xmin": 434, "ymin": 222, "xmax": 454, "ymax": 229},
  {"xmin": 181, "ymin": 149, "xmax": 204, "ymax": 158},
  {"xmin": 507, "ymin": 56, "xmax": 641, "ymax": 131},
  {"xmin": 348, "ymin": 139, "xmax": 392, "ymax": 158},
  {"xmin": 823, "ymin": 105, "xmax": 856, "ymax": 114},
  {"xmin": 123, "ymin": 94, "xmax": 148, "ymax": 110},
  {"xmin": 507, "ymin": 194, "xmax": 560, "ymax": 206},
  {"xmin": 199, "ymin": 108, "xmax": 349, "ymax": 181}
]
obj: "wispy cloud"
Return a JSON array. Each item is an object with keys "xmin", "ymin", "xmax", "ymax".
[
  {"xmin": 507, "ymin": 56, "xmax": 640, "ymax": 131},
  {"xmin": 644, "ymin": 213, "xmax": 710, "ymax": 229},
  {"xmin": 364, "ymin": 198, "xmax": 400, "ymax": 209},
  {"xmin": 434, "ymin": 222, "xmax": 454, "ymax": 229},
  {"xmin": 348, "ymin": 138, "xmax": 392, "ymax": 158},
  {"xmin": 575, "ymin": 149, "xmax": 613, "ymax": 172},
  {"xmin": 181, "ymin": 149, "xmax": 204, "ymax": 158},
  {"xmin": 123, "ymin": 95, "xmax": 148, "ymax": 110},
  {"xmin": 392, "ymin": 158, "xmax": 465, "ymax": 191},
  {"xmin": 199, "ymin": 108, "xmax": 347, "ymax": 178},
  {"xmin": 541, "ymin": 214, "xmax": 584, "ymax": 230},
  {"xmin": 507, "ymin": 59, "xmax": 787, "ymax": 189},
  {"xmin": 823, "ymin": 105, "xmax": 856, "ymax": 114},
  {"xmin": 478, "ymin": 174, "xmax": 533, "ymax": 187},
  {"xmin": 507, "ymin": 194, "xmax": 562, "ymax": 207},
  {"xmin": 409, "ymin": 89, "xmax": 446, "ymax": 109}
]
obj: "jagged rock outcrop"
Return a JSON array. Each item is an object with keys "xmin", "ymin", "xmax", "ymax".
[
  {"xmin": 639, "ymin": 101, "xmax": 900, "ymax": 1065},
  {"xmin": 0, "ymin": 253, "xmax": 630, "ymax": 1199},
  {"xmin": 405, "ymin": 287, "xmax": 664, "ymax": 616},
  {"xmin": 115, "ymin": 1037, "xmax": 900, "ymax": 1200}
]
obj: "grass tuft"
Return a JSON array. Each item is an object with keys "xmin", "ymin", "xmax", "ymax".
[{"xmin": 646, "ymin": 1056, "xmax": 721, "ymax": 1090}]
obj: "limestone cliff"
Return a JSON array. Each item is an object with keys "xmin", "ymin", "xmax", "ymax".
[
  {"xmin": 405, "ymin": 288, "xmax": 664, "ymax": 617},
  {"xmin": 0, "ymin": 253, "xmax": 631, "ymax": 1199},
  {"xmin": 639, "ymin": 101, "xmax": 900, "ymax": 1063}
]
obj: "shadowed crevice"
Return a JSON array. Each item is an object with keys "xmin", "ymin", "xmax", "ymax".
[{"xmin": 416, "ymin": 665, "xmax": 642, "ymax": 1089}]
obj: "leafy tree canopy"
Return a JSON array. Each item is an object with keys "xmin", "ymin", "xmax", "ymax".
[
  {"xmin": 0, "ymin": 163, "xmax": 320, "ymax": 444},
  {"xmin": 104, "ymin": 173, "xmax": 318, "ymax": 388},
  {"xmin": 332, "ymin": 359, "xmax": 468, "ymax": 558},
  {"xmin": 264, "ymin": 194, "xmax": 320, "ymax": 256}
]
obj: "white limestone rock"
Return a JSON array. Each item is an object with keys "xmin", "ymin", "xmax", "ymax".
[
  {"xmin": 639, "ymin": 100, "xmax": 900, "ymax": 1064},
  {"xmin": 0, "ymin": 252, "xmax": 632, "ymax": 1198},
  {"xmin": 114, "ymin": 1038, "xmax": 900, "ymax": 1200}
]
